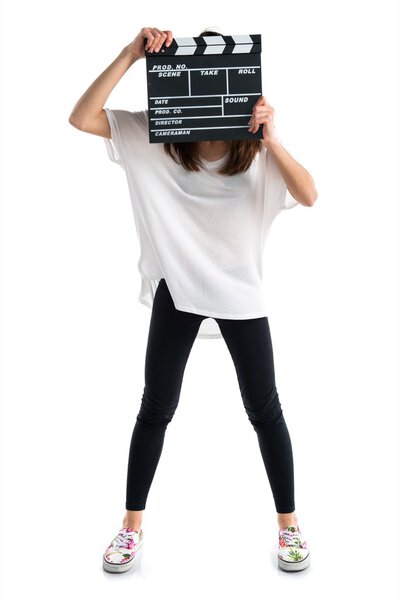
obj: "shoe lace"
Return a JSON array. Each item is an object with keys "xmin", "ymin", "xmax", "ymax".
[
  {"xmin": 112, "ymin": 529, "xmax": 136, "ymax": 550},
  {"xmin": 280, "ymin": 526, "xmax": 307, "ymax": 548}
]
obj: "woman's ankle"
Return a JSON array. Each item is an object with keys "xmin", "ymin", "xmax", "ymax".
[
  {"xmin": 277, "ymin": 511, "xmax": 298, "ymax": 529},
  {"xmin": 122, "ymin": 509, "xmax": 143, "ymax": 531}
]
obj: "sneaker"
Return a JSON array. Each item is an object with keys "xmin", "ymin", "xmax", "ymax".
[
  {"xmin": 278, "ymin": 524, "xmax": 310, "ymax": 571},
  {"xmin": 103, "ymin": 527, "xmax": 144, "ymax": 573}
]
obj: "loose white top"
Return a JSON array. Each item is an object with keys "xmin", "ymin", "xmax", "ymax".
[{"xmin": 103, "ymin": 108, "xmax": 299, "ymax": 339}]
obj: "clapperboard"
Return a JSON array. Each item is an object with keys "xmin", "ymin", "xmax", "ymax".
[{"xmin": 144, "ymin": 34, "xmax": 263, "ymax": 143}]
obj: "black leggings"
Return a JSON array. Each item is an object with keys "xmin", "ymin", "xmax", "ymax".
[{"xmin": 125, "ymin": 278, "xmax": 295, "ymax": 514}]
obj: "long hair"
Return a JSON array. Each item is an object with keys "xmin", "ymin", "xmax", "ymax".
[{"xmin": 163, "ymin": 28, "xmax": 263, "ymax": 176}]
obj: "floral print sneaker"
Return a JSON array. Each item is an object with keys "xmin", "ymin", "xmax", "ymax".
[
  {"xmin": 103, "ymin": 527, "xmax": 144, "ymax": 573},
  {"xmin": 278, "ymin": 525, "xmax": 310, "ymax": 571}
]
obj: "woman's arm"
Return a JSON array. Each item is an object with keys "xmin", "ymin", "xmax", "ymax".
[
  {"xmin": 249, "ymin": 95, "xmax": 318, "ymax": 207},
  {"xmin": 265, "ymin": 139, "xmax": 318, "ymax": 207},
  {"xmin": 68, "ymin": 27, "xmax": 173, "ymax": 138}
]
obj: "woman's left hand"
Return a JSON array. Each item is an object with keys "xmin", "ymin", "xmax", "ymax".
[{"xmin": 247, "ymin": 95, "xmax": 279, "ymax": 146}]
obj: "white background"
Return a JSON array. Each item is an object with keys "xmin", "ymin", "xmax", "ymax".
[{"xmin": 1, "ymin": 0, "xmax": 399, "ymax": 598}]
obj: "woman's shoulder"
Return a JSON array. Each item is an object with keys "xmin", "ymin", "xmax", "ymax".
[{"xmin": 105, "ymin": 108, "xmax": 149, "ymax": 143}]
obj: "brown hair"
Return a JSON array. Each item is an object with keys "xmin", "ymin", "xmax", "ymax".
[{"xmin": 163, "ymin": 28, "xmax": 263, "ymax": 176}]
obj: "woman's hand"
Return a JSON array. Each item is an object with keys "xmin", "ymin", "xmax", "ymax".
[
  {"xmin": 126, "ymin": 27, "xmax": 173, "ymax": 60},
  {"xmin": 247, "ymin": 95, "xmax": 279, "ymax": 146}
]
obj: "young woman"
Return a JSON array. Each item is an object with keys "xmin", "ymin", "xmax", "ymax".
[{"xmin": 69, "ymin": 26, "xmax": 318, "ymax": 574}]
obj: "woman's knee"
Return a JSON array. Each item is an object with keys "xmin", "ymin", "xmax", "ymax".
[
  {"xmin": 136, "ymin": 384, "xmax": 179, "ymax": 428},
  {"xmin": 243, "ymin": 384, "xmax": 284, "ymax": 427}
]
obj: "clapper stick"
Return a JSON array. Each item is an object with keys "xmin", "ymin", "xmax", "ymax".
[{"xmin": 145, "ymin": 34, "xmax": 263, "ymax": 143}]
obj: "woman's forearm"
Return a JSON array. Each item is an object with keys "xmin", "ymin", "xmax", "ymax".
[
  {"xmin": 264, "ymin": 138, "xmax": 318, "ymax": 207},
  {"xmin": 68, "ymin": 45, "xmax": 140, "ymax": 129}
]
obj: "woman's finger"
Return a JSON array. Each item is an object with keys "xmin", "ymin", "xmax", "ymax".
[
  {"xmin": 146, "ymin": 28, "xmax": 164, "ymax": 52},
  {"xmin": 253, "ymin": 95, "xmax": 265, "ymax": 108},
  {"xmin": 253, "ymin": 109, "xmax": 273, "ymax": 119},
  {"xmin": 153, "ymin": 30, "xmax": 167, "ymax": 51},
  {"xmin": 148, "ymin": 31, "xmax": 162, "ymax": 51},
  {"xmin": 164, "ymin": 30, "xmax": 173, "ymax": 47},
  {"xmin": 143, "ymin": 28, "xmax": 154, "ymax": 50}
]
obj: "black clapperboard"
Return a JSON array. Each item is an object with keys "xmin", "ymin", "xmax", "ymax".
[{"xmin": 145, "ymin": 34, "xmax": 263, "ymax": 143}]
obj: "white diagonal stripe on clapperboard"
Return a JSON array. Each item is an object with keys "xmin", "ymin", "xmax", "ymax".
[{"xmin": 172, "ymin": 35, "xmax": 255, "ymax": 55}]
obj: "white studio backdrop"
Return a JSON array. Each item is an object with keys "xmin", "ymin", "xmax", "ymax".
[{"xmin": 1, "ymin": 1, "xmax": 399, "ymax": 599}]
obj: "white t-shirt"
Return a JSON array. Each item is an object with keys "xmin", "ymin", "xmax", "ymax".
[{"xmin": 103, "ymin": 108, "xmax": 299, "ymax": 339}]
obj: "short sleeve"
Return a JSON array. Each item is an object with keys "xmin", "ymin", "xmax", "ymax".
[
  {"xmin": 103, "ymin": 108, "xmax": 123, "ymax": 167},
  {"xmin": 284, "ymin": 190, "xmax": 300, "ymax": 209},
  {"xmin": 102, "ymin": 108, "xmax": 149, "ymax": 170}
]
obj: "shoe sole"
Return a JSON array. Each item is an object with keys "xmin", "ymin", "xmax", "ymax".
[
  {"xmin": 103, "ymin": 538, "xmax": 143, "ymax": 573},
  {"xmin": 278, "ymin": 552, "xmax": 310, "ymax": 572}
]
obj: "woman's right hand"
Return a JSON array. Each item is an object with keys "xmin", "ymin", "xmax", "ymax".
[{"xmin": 126, "ymin": 27, "xmax": 173, "ymax": 60}]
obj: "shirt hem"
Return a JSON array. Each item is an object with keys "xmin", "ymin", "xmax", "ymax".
[
  {"xmin": 172, "ymin": 302, "xmax": 268, "ymax": 320},
  {"xmin": 137, "ymin": 295, "xmax": 223, "ymax": 339},
  {"xmin": 138, "ymin": 295, "xmax": 265, "ymax": 321},
  {"xmin": 138, "ymin": 297, "xmax": 153, "ymax": 310}
]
